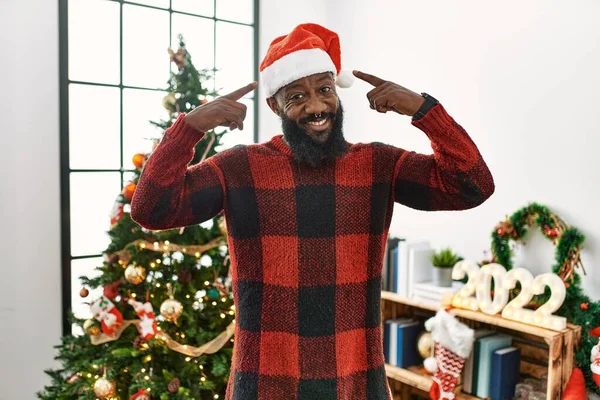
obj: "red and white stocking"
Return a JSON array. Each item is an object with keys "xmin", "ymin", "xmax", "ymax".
[
  {"xmin": 90, "ymin": 296, "xmax": 123, "ymax": 335},
  {"xmin": 109, "ymin": 197, "xmax": 125, "ymax": 229},
  {"xmin": 430, "ymin": 342, "xmax": 466, "ymax": 400},
  {"xmin": 128, "ymin": 299, "xmax": 157, "ymax": 340},
  {"xmin": 591, "ymin": 339, "xmax": 600, "ymax": 388},
  {"xmin": 424, "ymin": 309, "xmax": 474, "ymax": 400}
]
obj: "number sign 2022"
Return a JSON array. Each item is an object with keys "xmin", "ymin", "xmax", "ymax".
[{"xmin": 451, "ymin": 261, "xmax": 566, "ymax": 331}]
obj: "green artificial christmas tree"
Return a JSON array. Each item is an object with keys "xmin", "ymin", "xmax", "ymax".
[{"xmin": 38, "ymin": 35, "xmax": 236, "ymax": 400}]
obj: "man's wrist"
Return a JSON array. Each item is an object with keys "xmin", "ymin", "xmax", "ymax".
[{"xmin": 412, "ymin": 93, "xmax": 439, "ymax": 121}]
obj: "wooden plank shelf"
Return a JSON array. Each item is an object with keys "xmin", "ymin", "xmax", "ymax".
[
  {"xmin": 381, "ymin": 291, "xmax": 581, "ymax": 400},
  {"xmin": 385, "ymin": 364, "xmax": 481, "ymax": 400},
  {"xmin": 381, "ymin": 291, "xmax": 566, "ymax": 341}
]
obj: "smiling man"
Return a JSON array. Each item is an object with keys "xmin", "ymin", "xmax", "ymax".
[{"xmin": 131, "ymin": 23, "xmax": 495, "ymax": 400}]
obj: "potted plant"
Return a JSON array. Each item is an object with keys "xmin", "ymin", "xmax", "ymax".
[{"xmin": 430, "ymin": 247, "xmax": 460, "ymax": 287}]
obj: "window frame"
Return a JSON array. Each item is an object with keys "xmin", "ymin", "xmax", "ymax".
[{"xmin": 58, "ymin": 0, "xmax": 260, "ymax": 334}]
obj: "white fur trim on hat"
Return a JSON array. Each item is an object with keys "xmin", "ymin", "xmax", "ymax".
[
  {"xmin": 336, "ymin": 69, "xmax": 354, "ymax": 88},
  {"xmin": 425, "ymin": 309, "xmax": 475, "ymax": 359},
  {"xmin": 260, "ymin": 48, "xmax": 337, "ymax": 97}
]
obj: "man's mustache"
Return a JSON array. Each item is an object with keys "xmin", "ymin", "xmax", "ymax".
[{"xmin": 299, "ymin": 112, "xmax": 336, "ymax": 124}]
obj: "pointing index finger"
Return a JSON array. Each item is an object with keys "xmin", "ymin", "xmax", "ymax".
[
  {"xmin": 353, "ymin": 70, "xmax": 386, "ymax": 87},
  {"xmin": 222, "ymin": 81, "xmax": 258, "ymax": 101}
]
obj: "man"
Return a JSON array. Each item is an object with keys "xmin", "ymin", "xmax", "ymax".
[{"xmin": 131, "ymin": 23, "xmax": 494, "ymax": 400}]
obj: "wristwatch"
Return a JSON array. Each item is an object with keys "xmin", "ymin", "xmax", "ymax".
[{"xmin": 412, "ymin": 92, "xmax": 439, "ymax": 121}]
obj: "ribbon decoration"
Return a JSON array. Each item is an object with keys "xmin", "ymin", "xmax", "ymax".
[
  {"xmin": 112, "ymin": 237, "xmax": 226, "ymax": 265},
  {"xmin": 90, "ymin": 319, "xmax": 235, "ymax": 358}
]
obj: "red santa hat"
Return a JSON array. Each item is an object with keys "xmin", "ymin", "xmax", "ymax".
[{"xmin": 260, "ymin": 23, "xmax": 354, "ymax": 97}]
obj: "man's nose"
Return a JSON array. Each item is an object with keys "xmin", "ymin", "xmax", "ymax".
[{"xmin": 304, "ymin": 95, "xmax": 327, "ymax": 115}]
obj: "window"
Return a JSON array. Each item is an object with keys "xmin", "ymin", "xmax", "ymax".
[{"xmin": 59, "ymin": 0, "xmax": 259, "ymax": 334}]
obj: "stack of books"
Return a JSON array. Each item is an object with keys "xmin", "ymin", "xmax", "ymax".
[
  {"xmin": 411, "ymin": 281, "xmax": 464, "ymax": 307},
  {"xmin": 382, "ymin": 237, "xmax": 432, "ymax": 298},
  {"xmin": 462, "ymin": 330, "xmax": 521, "ymax": 400},
  {"xmin": 382, "ymin": 318, "xmax": 423, "ymax": 368}
]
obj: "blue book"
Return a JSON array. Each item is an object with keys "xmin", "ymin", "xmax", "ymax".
[
  {"xmin": 383, "ymin": 318, "xmax": 411, "ymax": 365},
  {"xmin": 390, "ymin": 245, "xmax": 399, "ymax": 293},
  {"xmin": 463, "ymin": 329, "xmax": 495, "ymax": 394},
  {"xmin": 396, "ymin": 320, "xmax": 422, "ymax": 368},
  {"xmin": 471, "ymin": 336, "xmax": 484, "ymax": 394},
  {"xmin": 490, "ymin": 347, "xmax": 521, "ymax": 400},
  {"xmin": 475, "ymin": 334, "xmax": 513, "ymax": 398}
]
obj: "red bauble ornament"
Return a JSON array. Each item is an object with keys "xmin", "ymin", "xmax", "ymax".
[
  {"xmin": 80, "ymin": 288, "xmax": 89, "ymax": 298},
  {"xmin": 546, "ymin": 228, "xmax": 558, "ymax": 238},
  {"xmin": 497, "ymin": 228, "xmax": 505, "ymax": 236},
  {"xmin": 581, "ymin": 302, "xmax": 589, "ymax": 310},
  {"xmin": 130, "ymin": 388, "xmax": 151, "ymax": 400},
  {"xmin": 565, "ymin": 282, "xmax": 570, "ymax": 288},
  {"xmin": 132, "ymin": 153, "xmax": 146, "ymax": 169},
  {"xmin": 123, "ymin": 182, "xmax": 137, "ymax": 201}
]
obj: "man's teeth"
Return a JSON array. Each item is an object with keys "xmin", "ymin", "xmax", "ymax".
[{"xmin": 307, "ymin": 118, "xmax": 327, "ymax": 126}]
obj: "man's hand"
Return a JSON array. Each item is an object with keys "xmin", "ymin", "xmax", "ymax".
[
  {"xmin": 353, "ymin": 71, "xmax": 425, "ymax": 116},
  {"xmin": 184, "ymin": 81, "xmax": 258, "ymax": 132}
]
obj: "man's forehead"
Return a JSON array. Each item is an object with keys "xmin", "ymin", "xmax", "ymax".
[{"xmin": 282, "ymin": 72, "xmax": 334, "ymax": 91}]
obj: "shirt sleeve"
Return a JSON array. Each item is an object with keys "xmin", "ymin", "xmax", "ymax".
[
  {"xmin": 130, "ymin": 113, "xmax": 224, "ymax": 230},
  {"xmin": 392, "ymin": 103, "xmax": 495, "ymax": 211}
]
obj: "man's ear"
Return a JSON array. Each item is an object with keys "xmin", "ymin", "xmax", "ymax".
[{"xmin": 266, "ymin": 97, "xmax": 281, "ymax": 116}]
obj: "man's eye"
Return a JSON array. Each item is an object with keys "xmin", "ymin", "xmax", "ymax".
[
  {"xmin": 321, "ymin": 86, "xmax": 331, "ymax": 93},
  {"xmin": 290, "ymin": 94, "xmax": 303, "ymax": 100}
]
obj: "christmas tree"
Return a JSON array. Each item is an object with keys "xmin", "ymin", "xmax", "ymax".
[{"xmin": 38, "ymin": 35, "xmax": 236, "ymax": 400}]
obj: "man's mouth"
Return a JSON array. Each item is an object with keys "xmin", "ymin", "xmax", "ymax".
[{"xmin": 302, "ymin": 113, "xmax": 333, "ymax": 134}]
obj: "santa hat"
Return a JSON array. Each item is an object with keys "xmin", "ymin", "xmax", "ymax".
[{"xmin": 260, "ymin": 23, "xmax": 354, "ymax": 98}]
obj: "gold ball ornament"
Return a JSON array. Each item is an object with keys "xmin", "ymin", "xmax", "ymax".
[
  {"xmin": 417, "ymin": 332, "xmax": 434, "ymax": 359},
  {"xmin": 79, "ymin": 287, "xmax": 89, "ymax": 297},
  {"xmin": 93, "ymin": 377, "xmax": 116, "ymax": 398},
  {"xmin": 124, "ymin": 264, "xmax": 146, "ymax": 285},
  {"xmin": 218, "ymin": 216, "xmax": 228, "ymax": 236},
  {"xmin": 162, "ymin": 92, "xmax": 177, "ymax": 110},
  {"xmin": 83, "ymin": 319, "xmax": 101, "ymax": 336},
  {"xmin": 160, "ymin": 298, "xmax": 183, "ymax": 323}
]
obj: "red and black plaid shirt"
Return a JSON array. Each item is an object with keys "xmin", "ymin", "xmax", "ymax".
[{"xmin": 131, "ymin": 103, "xmax": 494, "ymax": 400}]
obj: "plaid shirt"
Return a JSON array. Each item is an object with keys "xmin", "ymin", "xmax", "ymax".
[{"xmin": 131, "ymin": 103, "xmax": 494, "ymax": 400}]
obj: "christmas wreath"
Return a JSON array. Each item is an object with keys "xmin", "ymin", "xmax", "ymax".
[
  {"xmin": 490, "ymin": 202, "xmax": 600, "ymax": 394},
  {"xmin": 492, "ymin": 202, "xmax": 586, "ymax": 283}
]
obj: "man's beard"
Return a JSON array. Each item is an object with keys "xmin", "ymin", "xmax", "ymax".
[{"xmin": 281, "ymin": 103, "xmax": 348, "ymax": 167}]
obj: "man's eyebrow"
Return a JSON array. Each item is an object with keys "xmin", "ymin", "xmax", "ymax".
[
  {"xmin": 316, "ymin": 74, "xmax": 334, "ymax": 83},
  {"xmin": 284, "ymin": 83, "xmax": 304, "ymax": 92}
]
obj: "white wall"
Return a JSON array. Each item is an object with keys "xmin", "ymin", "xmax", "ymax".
[
  {"xmin": 0, "ymin": 1, "xmax": 62, "ymax": 399},
  {"xmin": 0, "ymin": 1, "xmax": 597, "ymax": 397},
  {"xmin": 259, "ymin": 0, "xmax": 600, "ymax": 300}
]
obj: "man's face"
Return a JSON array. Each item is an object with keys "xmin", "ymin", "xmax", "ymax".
[
  {"xmin": 267, "ymin": 72, "xmax": 348, "ymax": 166},
  {"xmin": 272, "ymin": 72, "xmax": 339, "ymax": 143}
]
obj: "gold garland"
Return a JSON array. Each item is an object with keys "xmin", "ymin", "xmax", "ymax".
[
  {"xmin": 113, "ymin": 237, "xmax": 226, "ymax": 264},
  {"xmin": 90, "ymin": 320, "xmax": 235, "ymax": 357}
]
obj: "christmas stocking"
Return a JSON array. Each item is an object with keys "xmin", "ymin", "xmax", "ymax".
[
  {"xmin": 591, "ymin": 339, "xmax": 600, "ymax": 388},
  {"xmin": 90, "ymin": 295, "xmax": 123, "ymax": 335},
  {"xmin": 424, "ymin": 309, "xmax": 474, "ymax": 400},
  {"xmin": 591, "ymin": 327, "xmax": 600, "ymax": 388},
  {"xmin": 109, "ymin": 196, "xmax": 124, "ymax": 229},
  {"xmin": 128, "ymin": 299, "xmax": 157, "ymax": 340}
]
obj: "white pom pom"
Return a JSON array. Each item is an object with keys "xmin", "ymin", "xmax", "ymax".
[
  {"xmin": 592, "ymin": 344, "xmax": 599, "ymax": 363},
  {"xmin": 424, "ymin": 357, "xmax": 438, "ymax": 373},
  {"xmin": 336, "ymin": 69, "xmax": 354, "ymax": 88}
]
